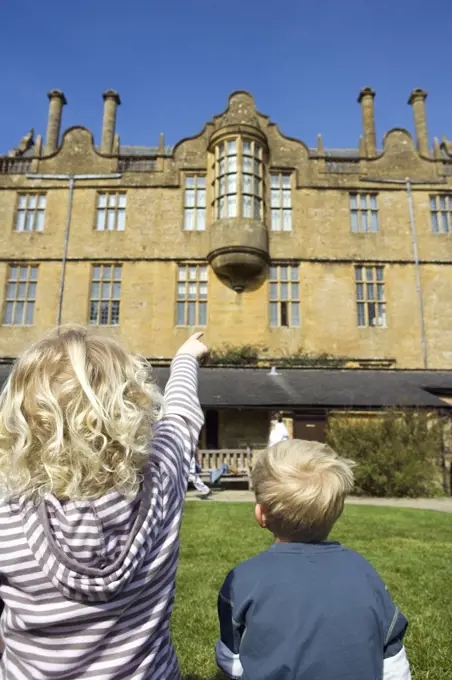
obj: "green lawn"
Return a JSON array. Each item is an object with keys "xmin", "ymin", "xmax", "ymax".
[{"xmin": 172, "ymin": 502, "xmax": 452, "ymax": 680}]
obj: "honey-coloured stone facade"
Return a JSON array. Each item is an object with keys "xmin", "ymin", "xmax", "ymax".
[{"xmin": 0, "ymin": 88, "xmax": 451, "ymax": 369}]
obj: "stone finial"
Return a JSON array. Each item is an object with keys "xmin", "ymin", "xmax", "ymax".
[
  {"xmin": 159, "ymin": 132, "xmax": 165, "ymax": 153},
  {"xmin": 317, "ymin": 134, "xmax": 325, "ymax": 157},
  {"xmin": 101, "ymin": 90, "xmax": 121, "ymax": 155},
  {"xmin": 45, "ymin": 90, "xmax": 67, "ymax": 155},
  {"xmin": 433, "ymin": 137, "xmax": 441, "ymax": 160},
  {"xmin": 408, "ymin": 88, "xmax": 429, "ymax": 156},
  {"xmin": 358, "ymin": 87, "xmax": 377, "ymax": 157}
]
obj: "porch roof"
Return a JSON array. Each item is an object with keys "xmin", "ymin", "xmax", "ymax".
[
  {"xmin": 151, "ymin": 367, "xmax": 452, "ymax": 410},
  {"xmin": 0, "ymin": 364, "xmax": 450, "ymax": 410}
]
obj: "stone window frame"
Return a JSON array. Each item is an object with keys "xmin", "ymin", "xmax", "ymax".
[
  {"xmin": 176, "ymin": 263, "xmax": 208, "ymax": 327},
  {"xmin": 355, "ymin": 265, "xmax": 386, "ymax": 328},
  {"xmin": 430, "ymin": 194, "xmax": 452, "ymax": 233},
  {"xmin": 3, "ymin": 264, "xmax": 38, "ymax": 326},
  {"xmin": 213, "ymin": 137, "xmax": 263, "ymax": 221},
  {"xmin": 88, "ymin": 264, "xmax": 122, "ymax": 326},
  {"xmin": 183, "ymin": 175, "xmax": 207, "ymax": 231},
  {"xmin": 269, "ymin": 263, "xmax": 300, "ymax": 328},
  {"xmin": 15, "ymin": 193, "xmax": 46, "ymax": 232},
  {"xmin": 349, "ymin": 193, "xmax": 379, "ymax": 233},
  {"xmin": 270, "ymin": 173, "xmax": 293, "ymax": 231},
  {"xmin": 95, "ymin": 192, "xmax": 127, "ymax": 231}
]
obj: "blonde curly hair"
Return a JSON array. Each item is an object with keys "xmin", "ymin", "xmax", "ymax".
[{"xmin": 0, "ymin": 326, "xmax": 163, "ymax": 501}]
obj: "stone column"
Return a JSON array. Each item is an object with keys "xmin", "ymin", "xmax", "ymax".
[
  {"xmin": 45, "ymin": 90, "xmax": 67, "ymax": 155},
  {"xmin": 408, "ymin": 89, "xmax": 429, "ymax": 156},
  {"xmin": 101, "ymin": 90, "xmax": 121, "ymax": 155},
  {"xmin": 358, "ymin": 87, "xmax": 377, "ymax": 158}
]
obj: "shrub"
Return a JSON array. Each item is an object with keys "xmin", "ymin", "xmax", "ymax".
[
  {"xmin": 207, "ymin": 344, "xmax": 262, "ymax": 366},
  {"xmin": 279, "ymin": 348, "xmax": 348, "ymax": 368},
  {"xmin": 326, "ymin": 410, "xmax": 444, "ymax": 498}
]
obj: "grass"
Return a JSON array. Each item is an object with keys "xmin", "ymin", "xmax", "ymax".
[{"xmin": 171, "ymin": 502, "xmax": 452, "ymax": 680}]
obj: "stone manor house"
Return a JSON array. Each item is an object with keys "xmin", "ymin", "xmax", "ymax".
[{"xmin": 0, "ymin": 87, "xmax": 451, "ymax": 455}]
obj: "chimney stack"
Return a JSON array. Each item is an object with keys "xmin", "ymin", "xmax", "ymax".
[
  {"xmin": 101, "ymin": 90, "xmax": 121, "ymax": 154},
  {"xmin": 45, "ymin": 90, "xmax": 67, "ymax": 155},
  {"xmin": 358, "ymin": 87, "xmax": 377, "ymax": 157},
  {"xmin": 408, "ymin": 88, "xmax": 429, "ymax": 156}
]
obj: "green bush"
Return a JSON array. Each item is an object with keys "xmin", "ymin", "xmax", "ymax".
[
  {"xmin": 279, "ymin": 347, "xmax": 348, "ymax": 368},
  {"xmin": 326, "ymin": 410, "xmax": 444, "ymax": 498},
  {"xmin": 207, "ymin": 344, "xmax": 262, "ymax": 366}
]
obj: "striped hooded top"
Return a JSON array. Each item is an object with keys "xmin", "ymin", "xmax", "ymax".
[{"xmin": 0, "ymin": 354, "xmax": 203, "ymax": 680}]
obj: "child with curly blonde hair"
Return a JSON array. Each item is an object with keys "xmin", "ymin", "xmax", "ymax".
[{"xmin": 0, "ymin": 326, "xmax": 207, "ymax": 680}]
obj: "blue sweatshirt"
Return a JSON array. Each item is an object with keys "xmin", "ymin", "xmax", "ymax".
[{"xmin": 217, "ymin": 541, "xmax": 409, "ymax": 680}]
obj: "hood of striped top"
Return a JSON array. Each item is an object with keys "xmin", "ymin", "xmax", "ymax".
[{"xmin": 16, "ymin": 469, "xmax": 157, "ymax": 603}]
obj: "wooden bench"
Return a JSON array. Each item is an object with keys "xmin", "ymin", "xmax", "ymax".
[{"xmin": 198, "ymin": 449, "xmax": 263, "ymax": 490}]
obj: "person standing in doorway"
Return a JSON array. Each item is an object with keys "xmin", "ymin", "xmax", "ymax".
[{"xmin": 268, "ymin": 412, "xmax": 290, "ymax": 447}]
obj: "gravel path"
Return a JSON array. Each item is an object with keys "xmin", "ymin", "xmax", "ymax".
[{"xmin": 186, "ymin": 489, "xmax": 452, "ymax": 513}]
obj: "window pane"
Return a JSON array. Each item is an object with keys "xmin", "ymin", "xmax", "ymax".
[
  {"xmin": 282, "ymin": 211, "xmax": 292, "ymax": 231},
  {"xmin": 440, "ymin": 196, "xmax": 446, "ymax": 210},
  {"xmin": 254, "ymin": 198, "xmax": 260, "ymax": 219},
  {"xmin": 19, "ymin": 268, "xmax": 28, "ymax": 281},
  {"xmin": 114, "ymin": 265, "xmax": 122, "ymax": 281},
  {"xmin": 431, "ymin": 212, "xmax": 439, "ymax": 233},
  {"xmin": 198, "ymin": 302, "xmax": 207, "ymax": 326},
  {"xmin": 356, "ymin": 283, "xmax": 364, "ymax": 299},
  {"xmin": 7, "ymin": 283, "xmax": 16, "ymax": 299},
  {"xmin": 178, "ymin": 267, "xmax": 186, "ymax": 282},
  {"xmin": 291, "ymin": 282, "xmax": 299, "ymax": 299},
  {"xmin": 185, "ymin": 189, "xmax": 195, "ymax": 208},
  {"xmin": 280, "ymin": 267, "xmax": 288, "ymax": 282},
  {"xmin": 219, "ymin": 159, "xmax": 225, "ymax": 175},
  {"xmin": 185, "ymin": 177, "xmax": 195, "ymax": 188},
  {"xmin": 227, "ymin": 195, "xmax": 237, "ymax": 217},
  {"xmin": 18, "ymin": 195, "xmax": 27, "ymax": 209},
  {"xmin": 357, "ymin": 303, "xmax": 365, "ymax": 326},
  {"xmin": 197, "ymin": 177, "xmax": 206, "ymax": 189},
  {"xmin": 218, "ymin": 197, "xmax": 224, "ymax": 218},
  {"xmin": 218, "ymin": 143, "xmax": 224, "ymax": 158},
  {"xmin": 28, "ymin": 194, "xmax": 37, "ymax": 209},
  {"xmin": 378, "ymin": 303, "xmax": 386, "ymax": 327},
  {"xmin": 176, "ymin": 302, "xmax": 185, "ymax": 325},
  {"xmin": 36, "ymin": 211, "xmax": 45, "ymax": 232},
  {"xmin": 367, "ymin": 283, "xmax": 375, "ymax": 301},
  {"xmin": 376, "ymin": 267, "xmax": 384, "ymax": 281},
  {"xmin": 16, "ymin": 211, "xmax": 25, "ymax": 231},
  {"xmin": 177, "ymin": 283, "xmax": 186, "ymax": 298},
  {"xmin": 96, "ymin": 209, "xmax": 106, "ymax": 230},
  {"xmin": 368, "ymin": 303, "xmax": 376, "ymax": 326},
  {"xmin": 184, "ymin": 209, "xmax": 194, "ymax": 231},
  {"xmin": 4, "ymin": 302, "xmax": 13, "ymax": 324},
  {"xmin": 218, "ymin": 176, "xmax": 225, "ymax": 196},
  {"xmin": 282, "ymin": 189, "xmax": 291, "ymax": 208},
  {"xmin": 430, "ymin": 196, "xmax": 437, "ymax": 210},
  {"xmin": 281, "ymin": 301, "xmax": 288, "ymax": 327},
  {"xmin": 108, "ymin": 194, "xmax": 117, "ymax": 208},
  {"xmin": 107, "ymin": 209, "xmax": 116, "ymax": 231},
  {"xmin": 369, "ymin": 196, "xmax": 377, "ymax": 210},
  {"xmin": 187, "ymin": 302, "xmax": 196, "ymax": 325},
  {"xmin": 112, "ymin": 282, "xmax": 121, "ymax": 299},
  {"xmin": 228, "ymin": 155, "xmax": 237, "ymax": 172},
  {"xmin": 25, "ymin": 301, "xmax": 34, "ymax": 325},
  {"xmin": 271, "ymin": 210, "xmax": 280, "ymax": 231},
  {"xmin": 227, "ymin": 174, "xmax": 236, "ymax": 193},
  {"xmin": 199, "ymin": 266, "xmax": 208, "ymax": 281},
  {"xmin": 243, "ymin": 174, "xmax": 252, "ymax": 194},
  {"xmin": 100, "ymin": 302, "xmax": 109, "ymax": 325},
  {"xmin": 111, "ymin": 301, "xmax": 120, "ymax": 325},
  {"xmin": 243, "ymin": 140, "xmax": 251, "ymax": 155},
  {"xmin": 365, "ymin": 267, "xmax": 373, "ymax": 281},
  {"xmin": 189, "ymin": 266, "xmax": 197, "ymax": 281},
  {"xmin": 197, "ymin": 189, "xmax": 206, "ymax": 208},
  {"xmin": 103, "ymin": 265, "xmax": 112, "ymax": 279},
  {"xmin": 243, "ymin": 195, "xmax": 252, "ymax": 218},
  {"xmin": 269, "ymin": 282, "xmax": 278, "ymax": 301},
  {"xmin": 227, "ymin": 139, "xmax": 236, "ymax": 154},
  {"xmin": 254, "ymin": 159, "xmax": 260, "ymax": 175},
  {"xmin": 371, "ymin": 211, "xmax": 379, "ymax": 232},
  {"xmin": 377, "ymin": 284, "xmax": 385, "ymax": 301},
  {"xmin": 243, "ymin": 156, "xmax": 252, "ymax": 173},
  {"xmin": 118, "ymin": 193, "xmax": 126, "ymax": 208},
  {"xmin": 360, "ymin": 195, "xmax": 367, "ymax": 210},
  {"xmin": 101, "ymin": 282, "xmax": 111, "ymax": 299},
  {"xmin": 199, "ymin": 282, "xmax": 207, "ymax": 299},
  {"xmin": 254, "ymin": 177, "xmax": 260, "ymax": 196},
  {"xmin": 270, "ymin": 174, "xmax": 279, "ymax": 188},
  {"xmin": 291, "ymin": 302, "xmax": 300, "ymax": 327},
  {"xmin": 269, "ymin": 266, "xmax": 277, "ymax": 280},
  {"xmin": 269, "ymin": 302, "xmax": 278, "ymax": 327},
  {"xmin": 18, "ymin": 283, "xmax": 26, "ymax": 299},
  {"xmin": 98, "ymin": 193, "xmax": 107, "ymax": 208},
  {"xmin": 30, "ymin": 267, "xmax": 38, "ymax": 282},
  {"xmin": 271, "ymin": 189, "xmax": 280, "ymax": 208},
  {"xmin": 25, "ymin": 212, "xmax": 34, "ymax": 231},
  {"xmin": 281, "ymin": 283, "xmax": 289, "ymax": 301},
  {"xmin": 14, "ymin": 302, "xmax": 24, "ymax": 325},
  {"xmin": 117, "ymin": 209, "xmax": 126, "ymax": 231},
  {"xmin": 350, "ymin": 211, "xmax": 359, "ymax": 232},
  {"xmin": 282, "ymin": 175, "xmax": 291, "ymax": 188},
  {"xmin": 91, "ymin": 282, "xmax": 100, "ymax": 298},
  {"xmin": 362, "ymin": 212, "xmax": 368, "ymax": 232},
  {"xmin": 442, "ymin": 212, "xmax": 449, "ymax": 232},
  {"xmin": 291, "ymin": 267, "xmax": 299, "ymax": 282},
  {"xmin": 197, "ymin": 209, "xmax": 206, "ymax": 230},
  {"xmin": 188, "ymin": 283, "xmax": 197, "ymax": 300},
  {"xmin": 355, "ymin": 266, "xmax": 363, "ymax": 281}
]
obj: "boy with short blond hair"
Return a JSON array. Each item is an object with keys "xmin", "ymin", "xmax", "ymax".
[{"xmin": 216, "ymin": 439, "xmax": 411, "ymax": 680}]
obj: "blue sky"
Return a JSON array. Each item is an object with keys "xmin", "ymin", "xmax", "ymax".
[{"xmin": 1, "ymin": 0, "xmax": 451, "ymax": 154}]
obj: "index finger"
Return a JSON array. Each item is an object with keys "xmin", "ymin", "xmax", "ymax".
[{"xmin": 191, "ymin": 332, "xmax": 204, "ymax": 340}]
